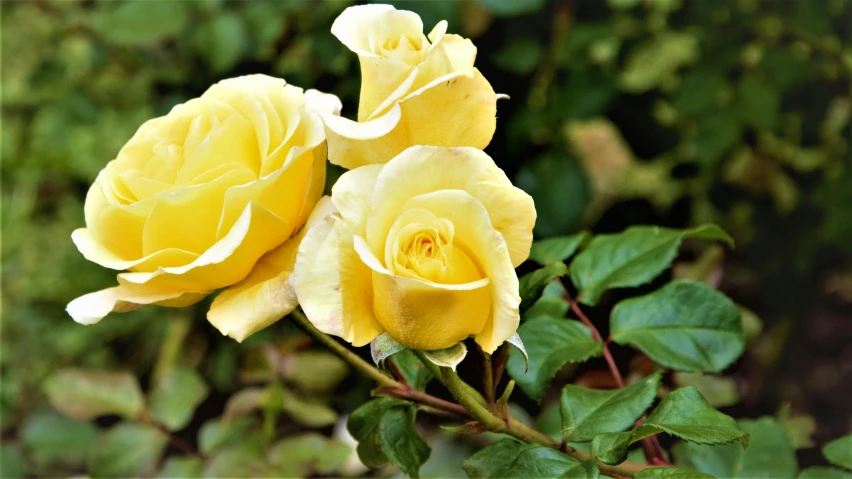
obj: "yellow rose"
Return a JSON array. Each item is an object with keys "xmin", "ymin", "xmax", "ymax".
[
  {"xmin": 293, "ymin": 146, "xmax": 536, "ymax": 353},
  {"xmin": 67, "ymin": 74, "xmax": 341, "ymax": 341},
  {"xmin": 322, "ymin": 5, "xmax": 498, "ymax": 170}
]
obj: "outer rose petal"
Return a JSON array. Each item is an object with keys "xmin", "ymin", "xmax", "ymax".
[
  {"xmin": 292, "ymin": 200, "xmax": 382, "ymax": 346},
  {"xmin": 353, "ymin": 236, "xmax": 491, "ymax": 351},
  {"xmin": 400, "ymin": 190, "xmax": 521, "ymax": 353},
  {"xmin": 67, "ymin": 285, "xmax": 207, "ymax": 325},
  {"xmin": 323, "ymin": 69, "xmax": 496, "ymax": 169},
  {"xmin": 331, "ymin": 164, "xmax": 384, "ymax": 227},
  {"xmin": 118, "ymin": 201, "xmax": 290, "ymax": 291},
  {"xmin": 367, "ymin": 146, "xmax": 535, "ymax": 267},
  {"xmin": 331, "ymin": 5, "xmax": 426, "ymax": 121},
  {"xmin": 305, "ymin": 89, "xmax": 343, "ymax": 117},
  {"xmin": 206, "ymin": 226, "xmax": 308, "ymax": 342},
  {"xmin": 72, "ymin": 228, "xmax": 199, "ymax": 272},
  {"xmin": 331, "ymin": 4, "xmax": 421, "ymax": 58}
]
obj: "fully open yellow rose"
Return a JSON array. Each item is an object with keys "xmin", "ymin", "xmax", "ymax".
[
  {"xmin": 293, "ymin": 146, "xmax": 536, "ymax": 353},
  {"xmin": 67, "ymin": 74, "xmax": 341, "ymax": 341},
  {"xmin": 322, "ymin": 5, "xmax": 498, "ymax": 170}
]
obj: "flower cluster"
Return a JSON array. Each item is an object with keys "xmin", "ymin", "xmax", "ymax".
[{"xmin": 68, "ymin": 5, "xmax": 536, "ymax": 354}]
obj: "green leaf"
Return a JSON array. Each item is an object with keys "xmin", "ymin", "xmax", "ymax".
[
  {"xmin": 284, "ymin": 350, "xmax": 349, "ymax": 393},
  {"xmin": 202, "ymin": 433, "xmax": 267, "ymax": 478},
  {"xmin": 635, "ymin": 467, "xmax": 715, "ymax": 479},
  {"xmin": 379, "ymin": 407, "xmax": 432, "ymax": 478},
  {"xmin": 736, "ymin": 76, "xmax": 780, "ymax": 131},
  {"xmin": 778, "ymin": 407, "xmax": 817, "ymax": 450},
  {"xmin": 0, "ymin": 445, "xmax": 24, "ymax": 479},
  {"xmin": 94, "ymin": 1, "xmax": 189, "ymax": 46},
  {"xmin": 620, "ymin": 32, "xmax": 699, "ymax": 93},
  {"xmin": 671, "ymin": 441, "xmax": 739, "ymax": 479},
  {"xmin": 633, "ymin": 387, "xmax": 747, "ymax": 446},
  {"xmin": 463, "ymin": 439, "xmax": 580, "ymax": 478},
  {"xmin": 673, "ymin": 417, "xmax": 797, "ymax": 479},
  {"xmin": 348, "ymin": 399, "xmax": 430, "ymax": 477},
  {"xmin": 195, "ymin": 14, "xmax": 246, "ymax": 73},
  {"xmin": 42, "ymin": 369, "xmax": 144, "ymax": 420},
  {"xmin": 672, "ymin": 70, "xmax": 726, "ymax": 117},
  {"xmin": 799, "ymin": 467, "xmax": 852, "ymax": 479},
  {"xmin": 507, "ymin": 317, "xmax": 603, "ymax": 401},
  {"xmin": 198, "ymin": 416, "xmax": 256, "ymax": 455},
  {"xmin": 222, "ymin": 388, "xmax": 266, "ymax": 422},
  {"xmin": 560, "ymin": 372, "xmax": 660, "ymax": 441},
  {"xmin": 348, "ymin": 399, "xmax": 393, "ymax": 469},
  {"xmin": 824, "ymin": 434, "xmax": 852, "ymax": 470},
  {"xmin": 526, "ymin": 281, "xmax": 570, "ymax": 319},
  {"xmin": 570, "ymin": 225, "xmax": 733, "ymax": 306},
  {"xmin": 559, "ymin": 459, "xmax": 600, "ymax": 479},
  {"xmin": 611, "ymin": 280, "xmax": 745, "ymax": 373},
  {"xmin": 268, "ymin": 433, "xmax": 352, "ymax": 477},
  {"xmin": 591, "ymin": 432, "xmax": 632, "ymax": 465},
  {"xmin": 391, "ymin": 349, "xmax": 433, "ymax": 391},
  {"xmin": 149, "ymin": 367, "xmax": 209, "ymax": 431},
  {"xmin": 693, "ymin": 111, "xmax": 742, "ymax": 167},
  {"xmin": 520, "ymin": 262, "xmax": 569, "ymax": 313},
  {"xmin": 673, "ymin": 373, "xmax": 739, "ymax": 408},
  {"xmin": 529, "ymin": 232, "xmax": 590, "ymax": 265},
  {"xmin": 87, "ymin": 423, "xmax": 168, "ymax": 478},
  {"xmin": 281, "ymin": 388, "xmax": 338, "ymax": 428},
  {"xmin": 536, "ymin": 402, "xmax": 564, "ymax": 441},
  {"xmin": 159, "ymin": 456, "xmax": 203, "ymax": 478},
  {"xmin": 479, "ymin": 0, "xmax": 546, "ymax": 17},
  {"xmin": 21, "ymin": 411, "xmax": 97, "ymax": 470}
]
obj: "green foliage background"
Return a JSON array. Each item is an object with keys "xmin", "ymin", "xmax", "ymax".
[{"xmin": 1, "ymin": 0, "xmax": 850, "ymax": 477}]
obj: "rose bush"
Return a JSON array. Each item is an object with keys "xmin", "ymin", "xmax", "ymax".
[
  {"xmin": 67, "ymin": 74, "xmax": 341, "ymax": 341},
  {"xmin": 321, "ymin": 5, "xmax": 499, "ymax": 169},
  {"xmin": 293, "ymin": 146, "xmax": 536, "ymax": 352}
]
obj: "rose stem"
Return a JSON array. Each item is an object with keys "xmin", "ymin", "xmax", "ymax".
[{"xmin": 290, "ymin": 309, "xmax": 651, "ymax": 477}]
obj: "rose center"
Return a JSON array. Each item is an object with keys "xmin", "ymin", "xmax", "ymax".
[
  {"xmin": 379, "ymin": 34, "xmax": 427, "ymax": 65},
  {"xmin": 386, "ymin": 209, "xmax": 483, "ymax": 285}
]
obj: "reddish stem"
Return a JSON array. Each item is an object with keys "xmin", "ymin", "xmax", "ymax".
[
  {"xmin": 568, "ymin": 297, "xmax": 625, "ymax": 388},
  {"xmin": 564, "ymin": 288, "xmax": 671, "ymax": 467},
  {"xmin": 386, "ymin": 358, "xmax": 410, "ymax": 387}
]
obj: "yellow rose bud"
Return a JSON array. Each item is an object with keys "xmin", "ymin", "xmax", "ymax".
[
  {"xmin": 67, "ymin": 74, "xmax": 341, "ymax": 341},
  {"xmin": 322, "ymin": 5, "xmax": 498, "ymax": 170},
  {"xmin": 293, "ymin": 146, "xmax": 536, "ymax": 353}
]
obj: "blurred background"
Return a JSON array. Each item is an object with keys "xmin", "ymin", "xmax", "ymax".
[{"xmin": 2, "ymin": 0, "xmax": 850, "ymax": 477}]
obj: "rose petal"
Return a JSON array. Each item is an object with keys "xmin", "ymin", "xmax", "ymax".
[
  {"xmin": 293, "ymin": 203, "xmax": 382, "ymax": 347},
  {"xmin": 67, "ymin": 285, "xmax": 207, "ymax": 325},
  {"xmin": 330, "ymin": 164, "xmax": 384, "ymax": 227},
  {"xmin": 332, "ymin": 5, "xmax": 425, "ymax": 121},
  {"xmin": 398, "ymin": 190, "xmax": 521, "ymax": 353},
  {"xmin": 216, "ymin": 147, "xmax": 317, "ymax": 240},
  {"xmin": 324, "ymin": 69, "xmax": 497, "ymax": 169},
  {"xmin": 72, "ymin": 228, "xmax": 199, "ymax": 272},
  {"xmin": 305, "ymin": 89, "xmax": 343, "ymax": 117},
  {"xmin": 143, "ymin": 167, "xmax": 256, "ymax": 256},
  {"xmin": 353, "ymin": 235, "xmax": 491, "ymax": 351},
  {"xmin": 207, "ymin": 226, "xmax": 307, "ymax": 342},
  {"xmin": 331, "ymin": 5, "xmax": 420, "ymax": 58},
  {"xmin": 367, "ymin": 146, "xmax": 535, "ymax": 267},
  {"xmin": 119, "ymin": 201, "xmax": 290, "ymax": 291}
]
